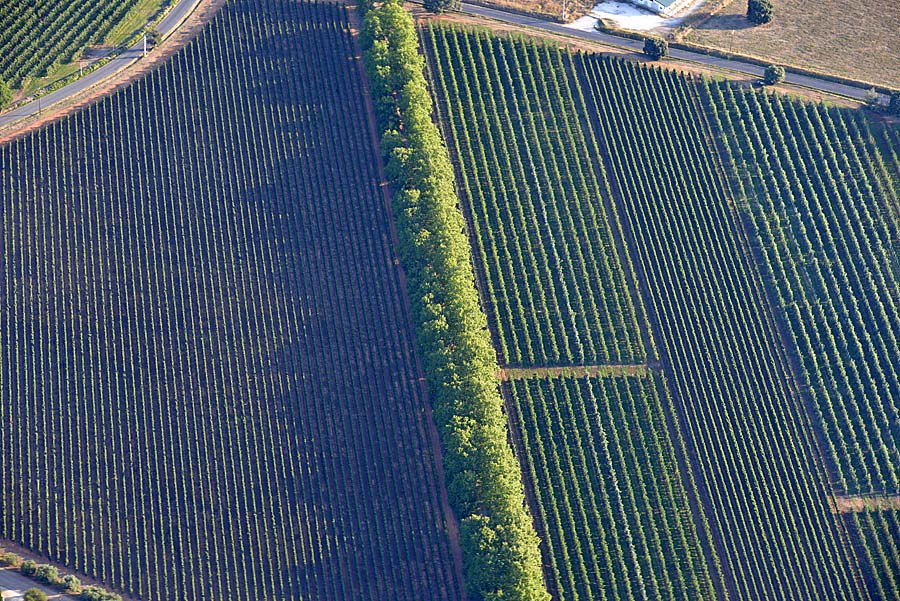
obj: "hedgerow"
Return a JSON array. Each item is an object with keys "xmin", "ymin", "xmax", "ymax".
[{"xmin": 359, "ymin": 2, "xmax": 549, "ymax": 600}]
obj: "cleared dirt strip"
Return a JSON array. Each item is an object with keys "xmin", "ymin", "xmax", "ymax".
[
  {"xmin": 498, "ymin": 364, "xmax": 651, "ymax": 381},
  {"xmin": 830, "ymin": 495, "xmax": 900, "ymax": 513}
]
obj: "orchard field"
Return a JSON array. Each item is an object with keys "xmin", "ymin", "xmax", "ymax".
[
  {"xmin": 0, "ymin": 0, "xmax": 140, "ymax": 88},
  {"xmin": 0, "ymin": 1, "xmax": 464, "ymax": 599},
  {"xmin": 425, "ymin": 22, "xmax": 900, "ymax": 601},
  {"xmin": 3, "ymin": 1, "xmax": 900, "ymax": 600}
]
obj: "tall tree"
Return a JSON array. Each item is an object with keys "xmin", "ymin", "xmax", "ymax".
[{"xmin": 747, "ymin": 0, "xmax": 774, "ymax": 24}]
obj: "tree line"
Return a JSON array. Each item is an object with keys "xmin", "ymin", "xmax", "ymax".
[{"xmin": 358, "ymin": 1, "xmax": 549, "ymax": 599}]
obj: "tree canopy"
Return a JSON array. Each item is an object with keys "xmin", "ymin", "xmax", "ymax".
[
  {"xmin": 747, "ymin": 0, "xmax": 774, "ymax": 24},
  {"xmin": 360, "ymin": 2, "xmax": 550, "ymax": 599},
  {"xmin": 643, "ymin": 36, "xmax": 668, "ymax": 60}
]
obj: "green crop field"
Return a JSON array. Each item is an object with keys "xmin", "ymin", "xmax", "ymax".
[
  {"xmin": 0, "ymin": 1, "xmax": 464, "ymax": 599},
  {"xmin": 424, "ymin": 26, "xmax": 644, "ymax": 369},
  {"xmin": 424, "ymin": 22, "xmax": 900, "ymax": 601},
  {"xmin": 707, "ymin": 79, "xmax": 900, "ymax": 600},
  {"xmin": 0, "ymin": 1, "xmax": 141, "ymax": 88},
  {"xmin": 508, "ymin": 373, "xmax": 716, "ymax": 601},
  {"xmin": 3, "ymin": 1, "xmax": 900, "ymax": 600}
]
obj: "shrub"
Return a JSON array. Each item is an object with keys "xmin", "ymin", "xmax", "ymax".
[
  {"xmin": 144, "ymin": 28, "xmax": 161, "ymax": 46},
  {"xmin": 643, "ymin": 36, "xmax": 668, "ymax": 60},
  {"xmin": 61, "ymin": 574, "xmax": 82, "ymax": 593},
  {"xmin": 424, "ymin": 0, "xmax": 457, "ymax": 12},
  {"xmin": 889, "ymin": 91, "xmax": 900, "ymax": 115},
  {"xmin": 0, "ymin": 551, "xmax": 21, "ymax": 567},
  {"xmin": 23, "ymin": 589, "xmax": 47, "ymax": 601},
  {"xmin": 864, "ymin": 87, "xmax": 881, "ymax": 107},
  {"xmin": 747, "ymin": 0, "xmax": 773, "ymax": 24},
  {"xmin": 80, "ymin": 585, "xmax": 122, "ymax": 601},
  {"xmin": 20, "ymin": 559, "xmax": 38, "ymax": 576},
  {"xmin": 34, "ymin": 564, "xmax": 60, "ymax": 585},
  {"xmin": 763, "ymin": 64, "xmax": 785, "ymax": 85},
  {"xmin": 0, "ymin": 79, "xmax": 11, "ymax": 108}
]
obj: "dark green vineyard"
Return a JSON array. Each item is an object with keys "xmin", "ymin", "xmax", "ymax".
[
  {"xmin": 707, "ymin": 79, "xmax": 900, "ymax": 600},
  {"xmin": 0, "ymin": 1, "xmax": 463, "ymax": 599}
]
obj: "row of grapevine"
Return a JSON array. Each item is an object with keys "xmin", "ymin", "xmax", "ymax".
[
  {"xmin": 572, "ymin": 53, "xmax": 867, "ymax": 600},
  {"xmin": 704, "ymin": 80, "xmax": 900, "ymax": 599},
  {"xmin": 0, "ymin": 1, "xmax": 463, "ymax": 599},
  {"xmin": 508, "ymin": 374, "xmax": 717, "ymax": 601},
  {"xmin": 0, "ymin": 1, "xmax": 138, "ymax": 87},
  {"xmin": 422, "ymin": 25, "xmax": 645, "ymax": 368}
]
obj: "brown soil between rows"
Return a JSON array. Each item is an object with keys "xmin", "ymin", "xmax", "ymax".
[
  {"xmin": 499, "ymin": 364, "xmax": 651, "ymax": 381},
  {"xmin": 346, "ymin": 4, "xmax": 468, "ymax": 595},
  {"xmin": 831, "ymin": 495, "xmax": 900, "ymax": 514}
]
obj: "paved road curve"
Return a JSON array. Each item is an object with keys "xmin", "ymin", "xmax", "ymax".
[
  {"xmin": 0, "ymin": 568, "xmax": 77, "ymax": 601},
  {"xmin": 0, "ymin": 0, "xmax": 202, "ymax": 128},
  {"xmin": 459, "ymin": 2, "xmax": 878, "ymax": 101}
]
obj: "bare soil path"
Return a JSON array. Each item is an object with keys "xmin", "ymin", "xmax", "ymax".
[
  {"xmin": 831, "ymin": 495, "xmax": 900, "ymax": 514},
  {"xmin": 499, "ymin": 364, "xmax": 651, "ymax": 381}
]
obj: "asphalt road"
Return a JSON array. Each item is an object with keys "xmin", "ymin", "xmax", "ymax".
[
  {"xmin": 0, "ymin": 0, "xmax": 202, "ymax": 128},
  {"xmin": 0, "ymin": 568, "xmax": 76, "ymax": 601},
  {"xmin": 459, "ymin": 2, "xmax": 878, "ymax": 101}
]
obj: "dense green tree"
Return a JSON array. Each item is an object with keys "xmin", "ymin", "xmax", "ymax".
[
  {"xmin": 361, "ymin": 2, "xmax": 549, "ymax": 599},
  {"xmin": 747, "ymin": 0, "xmax": 773, "ymax": 24},
  {"xmin": 643, "ymin": 36, "xmax": 668, "ymax": 60},
  {"xmin": 763, "ymin": 64, "xmax": 785, "ymax": 85}
]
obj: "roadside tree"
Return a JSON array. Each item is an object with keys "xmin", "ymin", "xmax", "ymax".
[
  {"xmin": 20, "ymin": 559, "xmax": 37, "ymax": 576},
  {"xmin": 889, "ymin": 91, "xmax": 900, "ymax": 115},
  {"xmin": 0, "ymin": 79, "xmax": 11, "ymax": 108},
  {"xmin": 763, "ymin": 64, "xmax": 785, "ymax": 85},
  {"xmin": 424, "ymin": 0, "xmax": 458, "ymax": 12},
  {"xmin": 643, "ymin": 36, "xmax": 668, "ymax": 60}
]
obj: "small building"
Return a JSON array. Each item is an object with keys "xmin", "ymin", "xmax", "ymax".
[{"xmin": 628, "ymin": 0, "xmax": 694, "ymax": 17}]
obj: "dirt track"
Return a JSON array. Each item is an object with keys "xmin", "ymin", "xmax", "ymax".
[
  {"xmin": 499, "ymin": 364, "xmax": 651, "ymax": 381},
  {"xmin": 831, "ymin": 495, "xmax": 900, "ymax": 513}
]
